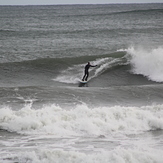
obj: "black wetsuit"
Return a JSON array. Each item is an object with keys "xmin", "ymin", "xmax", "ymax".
[{"xmin": 82, "ymin": 64, "xmax": 96, "ymax": 81}]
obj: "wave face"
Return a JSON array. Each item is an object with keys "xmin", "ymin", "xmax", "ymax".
[
  {"xmin": 0, "ymin": 48, "xmax": 159, "ymax": 88},
  {"xmin": 0, "ymin": 47, "xmax": 162, "ymax": 88}
]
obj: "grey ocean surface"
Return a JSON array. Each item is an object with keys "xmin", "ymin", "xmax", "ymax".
[{"xmin": 0, "ymin": 4, "xmax": 163, "ymax": 163}]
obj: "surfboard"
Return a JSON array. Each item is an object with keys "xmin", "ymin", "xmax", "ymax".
[
  {"xmin": 79, "ymin": 80, "xmax": 87, "ymax": 84},
  {"xmin": 78, "ymin": 80, "xmax": 88, "ymax": 87}
]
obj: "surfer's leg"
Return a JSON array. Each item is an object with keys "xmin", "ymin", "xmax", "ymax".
[
  {"xmin": 82, "ymin": 75, "xmax": 85, "ymax": 81},
  {"xmin": 82, "ymin": 73, "xmax": 86, "ymax": 81},
  {"xmin": 82, "ymin": 70, "xmax": 88, "ymax": 81},
  {"xmin": 85, "ymin": 72, "xmax": 89, "ymax": 81}
]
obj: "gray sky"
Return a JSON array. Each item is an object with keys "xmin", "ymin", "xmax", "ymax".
[{"xmin": 0, "ymin": 0, "xmax": 162, "ymax": 5}]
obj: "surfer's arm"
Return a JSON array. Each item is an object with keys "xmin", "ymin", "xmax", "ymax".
[{"xmin": 90, "ymin": 65, "xmax": 97, "ymax": 67}]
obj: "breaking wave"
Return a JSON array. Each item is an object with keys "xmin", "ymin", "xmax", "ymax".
[
  {"xmin": 127, "ymin": 46, "xmax": 163, "ymax": 82},
  {"xmin": 0, "ymin": 104, "xmax": 163, "ymax": 136}
]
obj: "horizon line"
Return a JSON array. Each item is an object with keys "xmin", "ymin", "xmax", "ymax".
[{"xmin": 0, "ymin": 2, "xmax": 162, "ymax": 6}]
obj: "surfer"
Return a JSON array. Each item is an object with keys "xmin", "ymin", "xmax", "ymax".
[{"xmin": 82, "ymin": 62, "xmax": 97, "ymax": 81}]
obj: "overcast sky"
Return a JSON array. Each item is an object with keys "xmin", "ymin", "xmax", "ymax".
[{"xmin": 0, "ymin": 0, "xmax": 162, "ymax": 5}]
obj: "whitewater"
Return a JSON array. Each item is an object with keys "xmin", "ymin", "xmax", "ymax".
[
  {"xmin": 128, "ymin": 46, "xmax": 163, "ymax": 82},
  {"xmin": 0, "ymin": 3, "xmax": 163, "ymax": 163},
  {"xmin": 1, "ymin": 103, "xmax": 163, "ymax": 162}
]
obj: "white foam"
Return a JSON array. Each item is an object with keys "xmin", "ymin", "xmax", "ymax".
[
  {"xmin": 4, "ymin": 147, "xmax": 163, "ymax": 163},
  {"xmin": 127, "ymin": 46, "xmax": 163, "ymax": 82},
  {"xmin": 0, "ymin": 104, "xmax": 163, "ymax": 136}
]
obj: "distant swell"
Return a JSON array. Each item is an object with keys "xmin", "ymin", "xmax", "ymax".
[{"xmin": 116, "ymin": 8, "xmax": 163, "ymax": 15}]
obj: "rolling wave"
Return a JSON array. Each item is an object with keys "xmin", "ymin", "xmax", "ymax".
[
  {"xmin": 1, "ymin": 47, "xmax": 162, "ymax": 87},
  {"xmin": 52, "ymin": 46, "xmax": 163, "ymax": 84},
  {"xmin": 53, "ymin": 52, "xmax": 127, "ymax": 84},
  {"xmin": 0, "ymin": 51, "xmax": 126, "ymax": 74},
  {"xmin": 0, "ymin": 103, "xmax": 163, "ymax": 136}
]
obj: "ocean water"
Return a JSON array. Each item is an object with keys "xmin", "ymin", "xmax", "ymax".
[{"xmin": 0, "ymin": 3, "xmax": 163, "ymax": 163}]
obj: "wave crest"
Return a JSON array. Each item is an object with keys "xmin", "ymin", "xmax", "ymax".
[{"xmin": 127, "ymin": 46, "xmax": 163, "ymax": 82}]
